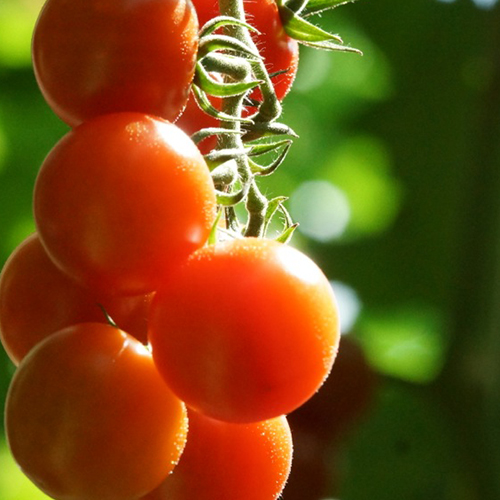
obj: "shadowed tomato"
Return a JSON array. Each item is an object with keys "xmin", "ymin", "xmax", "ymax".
[
  {"xmin": 142, "ymin": 411, "xmax": 293, "ymax": 500},
  {"xmin": 5, "ymin": 323, "xmax": 188, "ymax": 500},
  {"xmin": 33, "ymin": 0, "xmax": 199, "ymax": 127},
  {"xmin": 149, "ymin": 237, "xmax": 340, "ymax": 423},
  {"xmin": 0, "ymin": 233, "xmax": 152, "ymax": 365},
  {"xmin": 33, "ymin": 113, "xmax": 217, "ymax": 296}
]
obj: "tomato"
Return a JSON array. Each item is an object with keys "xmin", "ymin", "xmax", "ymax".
[
  {"xmin": 142, "ymin": 411, "xmax": 293, "ymax": 500},
  {"xmin": 0, "ymin": 233, "xmax": 152, "ymax": 365},
  {"xmin": 32, "ymin": 0, "xmax": 199, "ymax": 127},
  {"xmin": 149, "ymin": 237, "xmax": 340, "ymax": 423},
  {"xmin": 33, "ymin": 113, "xmax": 217, "ymax": 296},
  {"xmin": 193, "ymin": 0, "xmax": 299, "ymax": 103},
  {"xmin": 5, "ymin": 323, "xmax": 188, "ymax": 500}
]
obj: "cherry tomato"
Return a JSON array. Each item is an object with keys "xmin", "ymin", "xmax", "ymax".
[
  {"xmin": 0, "ymin": 233, "xmax": 152, "ymax": 365},
  {"xmin": 32, "ymin": 0, "xmax": 199, "ymax": 127},
  {"xmin": 33, "ymin": 113, "xmax": 217, "ymax": 296},
  {"xmin": 142, "ymin": 411, "xmax": 293, "ymax": 500},
  {"xmin": 149, "ymin": 237, "xmax": 340, "ymax": 423},
  {"xmin": 5, "ymin": 323, "xmax": 188, "ymax": 500},
  {"xmin": 193, "ymin": 0, "xmax": 299, "ymax": 103}
]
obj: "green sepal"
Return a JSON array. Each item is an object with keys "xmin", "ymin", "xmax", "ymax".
[
  {"xmin": 301, "ymin": 39, "xmax": 362, "ymax": 54},
  {"xmin": 263, "ymin": 195, "xmax": 289, "ymax": 236},
  {"xmin": 248, "ymin": 141, "xmax": 291, "ymax": 176},
  {"xmin": 242, "ymin": 121, "xmax": 298, "ymax": 141},
  {"xmin": 279, "ymin": 5, "xmax": 343, "ymax": 43},
  {"xmin": 192, "ymin": 85, "xmax": 253, "ymax": 123},
  {"xmin": 302, "ymin": 0, "xmax": 357, "ymax": 17},
  {"xmin": 202, "ymin": 52, "xmax": 252, "ymax": 81},
  {"xmin": 211, "ymin": 159, "xmax": 239, "ymax": 186},
  {"xmin": 275, "ymin": 222, "xmax": 299, "ymax": 244},
  {"xmin": 195, "ymin": 62, "xmax": 262, "ymax": 98},
  {"xmin": 191, "ymin": 127, "xmax": 241, "ymax": 146},
  {"xmin": 204, "ymin": 147, "xmax": 249, "ymax": 168},
  {"xmin": 198, "ymin": 34, "xmax": 262, "ymax": 59},
  {"xmin": 216, "ymin": 179, "xmax": 251, "ymax": 206},
  {"xmin": 247, "ymin": 139, "xmax": 292, "ymax": 157},
  {"xmin": 207, "ymin": 208, "xmax": 224, "ymax": 245},
  {"xmin": 199, "ymin": 15, "xmax": 260, "ymax": 37}
]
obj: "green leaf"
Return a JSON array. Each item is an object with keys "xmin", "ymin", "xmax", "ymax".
[
  {"xmin": 198, "ymin": 34, "xmax": 262, "ymax": 59},
  {"xmin": 279, "ymin": 6, "xmax": 343, "ymax": 43},
  {"xmin": 199, "ymin": 15, "xmax": 260, "ymax": 37},
  {"xmin": 195, "ymin": 62, "xmax": 262, "ymax": 98}
]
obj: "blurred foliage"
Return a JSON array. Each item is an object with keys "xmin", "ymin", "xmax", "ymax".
[{"xmin": 1, "ymin": 0, "xmax": 500, "ymax": 498}]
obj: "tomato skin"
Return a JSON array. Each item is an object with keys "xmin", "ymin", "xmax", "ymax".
[
  {"xmin": 192, "ymin": 0, "xmax": 299, "ymax": 102},
  {"xmin": 32, "ymin": 0, "xmax": 199, "ymax": 127},
  {"xmin": 0, "ymin": 233, "xmax": 152, "ymax": 365},
  {"xmin": 5, "ymin": 323, "xmax": 188, "ymax": 500},
  {"xmin": 33, "ymin": 112, "xmax": 216, "ymax": 296},
  {"xmin": 149, "ymin": 237, "xmax": 340, "ymax": 423},
  {"xmin": 142, "ymin": 411, "xmax": 293, "ymax": 500}
]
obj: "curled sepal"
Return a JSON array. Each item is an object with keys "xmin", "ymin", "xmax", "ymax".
[
  {"xmin": 191, "ymin": 127, "xmax": 241, "ymax": 146},
  {"xmin": 195, "ymin": 62, "xmax": 262, "ymax": 98},
  {"xmin": 279, "ymin": 5, "xmax": 344, "ymax": 44},
  {"xmin": 204, "ymin": 147, "xmax": 249, "ymax": 168},
  {"xmin": 301, "ymin": 40, "xmax": 362, "ymax": 54},
  {"xmin": 302, "ymin": 0, "xmax": 358, "ymax": 17},
  {"xmin": 216, "ymin": 178, "xmax": 252, "ymax": 206},
  {"xmin": 199, "ymin": 15, "xmax": 260, "ymax": 37},
  {"xmin": 207, "ymin": 208, "xmax": 224, "ymax": 245},
  {"xmin": 248, "ymin": 140, "xmax": 292, "ymax": 176},
  {"xmin": 202, "ymin": 52, "xmax": 252, "ymax": 81},
  {"xmin": 247, "ymin": 139, "xmax": 292, "ymax": 157},
  {"xmin": 198, "ymin": 34, "xmax": 262, "ymax": 60},
  {"xmin": 262, "ymin": 195, "xmax": 288, "ymax": 235},
  {"xmin": 192, "ymin": 85, "xmax": 253, "ymax": 123},
  {"xmin": 242, "ymin": 121, "xmax": 298, "ymax": 141},
  {"xmin": 211, "ymin": 159, "xmax": 239, "ymax": 187},
  {"xmin": 275, "ymin": 221, "xmax": 299, "ymax": 244}
]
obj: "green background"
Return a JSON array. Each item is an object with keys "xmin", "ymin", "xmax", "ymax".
[{"xmin": 1, "ymin": 0, "xmax": 500, "ymax": 498}]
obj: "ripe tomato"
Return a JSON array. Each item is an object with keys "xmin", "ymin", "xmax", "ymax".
[
  {"xmin": 0, "ymin": 233, "xmax": 152, "ymax": 365},
  {"xmin": 32, "ymin": 0, "xmax": 199, "ymax": 127},
  {"xmin": 5, "ymin": 323, "xmax": 188, "ymax": 500},
  {"xmin": 33, "ymin": 113, "xmax": 217, "ymax": 296},
  {"xmin": 142, "ymin": 411, "xmax": 293, "ymax": 500},
  {"xmin": 193, "ymin": 0, "xmax": 299, "ymax": 103},
  {"xmin": 149, "ymin": 237, "xmax": 340, "ymax": 423}
]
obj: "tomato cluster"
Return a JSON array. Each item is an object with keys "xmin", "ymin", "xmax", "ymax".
[{"xmin": 0, "ymin": 0, "xmax": 343, "ymax": 499}]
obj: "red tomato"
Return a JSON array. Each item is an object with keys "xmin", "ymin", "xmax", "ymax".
[
  {"xmin": 33, "ymin": 113, "xmax": 217, "ymax": 296},
  {"xmin": 193, "ymin": 0, "xmax": 299, "ymax": 103},
  {"xmin": 142, "ymin": 411, "xmax": 293, "ymax": 500},
  {"xmin": 149, "ymin": 237, "xmax": 340, "ymax": 423},
  {"xmin": 5, "ymin": 323, "xmax": 188, "ymax": 500},
  {"xmin": 32, "ymin": 0, "xmax": 199, "ymax": 127},
  {"xmin": 0, "ymin": 233, "xmax": 152, "ymax": 365}
]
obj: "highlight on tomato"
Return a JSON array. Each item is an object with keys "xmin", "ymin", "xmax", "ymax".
[
  {"xmin": 33, "ymin": 112, "xmax": 217, "ymax": 296},
  {"xmin": 141, "ymin": 411, "xmax": 293, "ymax": 500},
  {"xmin": 5, "ymin": 323, "xmax": 188, "ymax": 500},
  {"xmin": 149, "ymin": 237, "xmax": 340, "ymax": 423},
  {"xmin": 32, "ymin": 0, "xmax": 199, "ymax": 127},
  {"xmin": 0, "ymin": 233, "xmax": 152, "ymax": 365}
]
